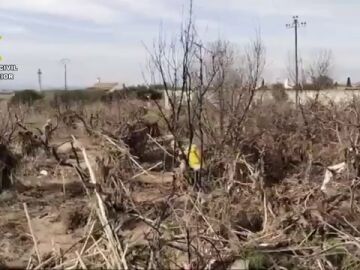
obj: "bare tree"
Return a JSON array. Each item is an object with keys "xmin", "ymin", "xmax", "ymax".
[
  {"xmin": 207, "ymin": 40, "xmax": 238, "ymax": 137},
  {"xmin": 307, "ymin": 49, "xmax": 334, "ymax": 90},
  {"xmin": 216, "ymin": 33, "xmax": 266, "ymax": 149},
  {"xmin": 145, "ymin": 0, "xmax": 208, "ymax": 169},
  {"xmin": 146, "ymin": 0, "xmax": 266, "ymax": 178},
  {"xmin": 286, "ymin": 52, "xmax": 306, "ymax": 88}
]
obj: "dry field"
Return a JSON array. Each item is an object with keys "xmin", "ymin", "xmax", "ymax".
[{"xmin": 1, "ymin": 94, "xmax": 360, "ymax": 270}]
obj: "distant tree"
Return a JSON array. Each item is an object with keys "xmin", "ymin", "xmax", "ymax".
[
  {"xmin": 10, "ymin": 90, "xmax": 43, "ymax": 106},
  {"xmin": 286, "ymin": 54, "xmax": 306, "ymax": 87},
  {"xmin": 307, "ymin": 49, "xmax": 334, "ymax": 90},
  {"xmin": 271, "ymin": 83, "xmax": 285, "ymax": 91},
  {"xmin": 271, "ymin": 83, "xmax": 288, "ymax": 102},
  {"xmin": 347, "ymin": 77, "xmax": 352, "ymax": 88},
  {"xmin": 302, "ymin": 83, "xmax": 317, "ymax": 90},
  {"xmin": 312, "ymin": 75, "xmax": 334, "ymax": 90}
]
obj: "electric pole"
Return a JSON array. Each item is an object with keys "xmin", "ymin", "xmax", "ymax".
[
  {"xmin": 286, "ymin": 16, "xmax": 306, "ymax": 106},
  {"xmin": 60, "ymin": 58, "xmax": 70, "ymax": 90},
  {"xmin": 37, "ymin": 68, "xmax": 42, "ymax": 92}
]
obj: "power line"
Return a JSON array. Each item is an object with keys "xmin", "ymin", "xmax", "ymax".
[
  {"xmin": 286, "ymin": 16, "xmax": 306, "ymax": 106},
  {"xmin": 37, "ymin": 68, "xmax": 42, "ymax": 92},
  {"xmin": 60, "ymin": 58, "xmax": 70, "ymax": 90}
]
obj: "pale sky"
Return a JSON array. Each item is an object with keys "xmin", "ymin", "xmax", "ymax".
[{"xmin": 0, "ymin": 0, "xmax": 359, "ymax": 89}]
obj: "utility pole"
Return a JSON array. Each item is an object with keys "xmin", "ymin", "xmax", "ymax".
[
  {"xmin": 60, "ymin": 58, "xmax": 70, "ymax": 90},
  {"xmin": 37, "ymin": 68, "xmax": 42, "ymax": 92},
  {"xmin": 286, "ymin": 16, "xmax": 306, "ymax": 106}
]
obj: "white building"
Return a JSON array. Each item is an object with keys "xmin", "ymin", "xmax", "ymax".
[
  {"xmin": 163, "ymin": 90, "xmax": 195, "ymax": 110},
  {"xmin": 90, "ymin": 78, "xmax": 122, "ymax": 93}
]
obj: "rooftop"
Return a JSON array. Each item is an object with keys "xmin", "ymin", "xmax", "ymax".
[{"xmin": 92, "ymin": 82, "xmax": 119, "ymax": 91}]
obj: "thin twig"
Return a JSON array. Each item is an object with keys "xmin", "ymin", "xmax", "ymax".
[{"xmin": 23, "ymin": 203, "xmax": 42, "ymax": 265}]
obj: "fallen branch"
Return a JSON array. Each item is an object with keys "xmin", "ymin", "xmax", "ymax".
[
  {"xmin": 321, "ymin": 162, "xmax": 346, "ymax": 192},
  {"xmin": 73, "ymin": 135, "xmax": 128, "ymax": 269}
]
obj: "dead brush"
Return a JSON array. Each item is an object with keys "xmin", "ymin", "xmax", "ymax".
[
  {"xmin": 9, "ymin": 91, "xmax": 360, "ymax": 269},
  {"xmin": 16, "ymin": 116, "xmax": 59, "ymax": 156},
  {"xmin": 0, "ymin": 144, "xmax": 18, "ymax": 193},
  {"xmin": 16, "ymin": 97, "xmax": 360, "ymax": 270},
  {"xmin": 0, "ymin": 105, "xmax": 21, "ymax": 145}
]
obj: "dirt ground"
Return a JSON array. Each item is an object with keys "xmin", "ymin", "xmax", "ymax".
[
  {"xmin": 0, "ymin": 166, "xmax": 88, "ymax": 268},
  {"xmin": 0, "ymin": 116, "xmax": 173, "ymax": 268},
  {"xmin": 0, "ymin": 117, "xmax": 94, "ymax": 268}
]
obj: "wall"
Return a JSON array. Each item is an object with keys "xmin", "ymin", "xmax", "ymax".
[
  {"xmin": 255, "ymin": 89, "xmax": 360, "ymax": 104},
  {"xmin": 163, "ymin": 90, "xmax": 195, "ymax": 110},
  {"xmin": 162, "ymin": 88, "xmax": 360, "ymax": 111}
]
